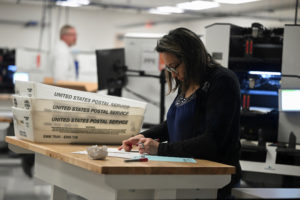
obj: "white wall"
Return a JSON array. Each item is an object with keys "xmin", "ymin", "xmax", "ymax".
[
  {"xmin": 0, "ymin": 3, "xmax": 177, "ymax": 51},
  {"xmin": 0, "ymin": 3, "xmax": 49, "ymax": 50},
  {"xmin": 0, "ymin": 2, "xmax": 293, "ymax": 52}
]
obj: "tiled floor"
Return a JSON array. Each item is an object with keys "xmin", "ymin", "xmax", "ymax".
[{"xmin": 0, "ymin": 149, "xmax": 85, "ymax": 200}]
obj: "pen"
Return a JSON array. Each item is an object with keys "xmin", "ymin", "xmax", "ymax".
[{"xmin": 124, "ymin": 157, "xmax": 148, "ymax": 162}]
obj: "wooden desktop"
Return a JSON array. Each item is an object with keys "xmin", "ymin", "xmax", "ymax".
[
  {"xmin": 43, "ymin": 77, "xmax": 98, "ymax": 92},
  {"xmin": 6, "ymin": 136, "xmax": 235, "ymax": 200}
]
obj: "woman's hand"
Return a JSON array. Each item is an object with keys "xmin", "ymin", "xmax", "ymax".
[
  {"xmin": 118, "ymin": 134, "xmax": 145, "ymax": 152},
  {"xmin": 138, "ymin": 138, "xmax": 159, "ymax": 155}
]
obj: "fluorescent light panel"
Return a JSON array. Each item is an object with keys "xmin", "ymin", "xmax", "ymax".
[
  {"xmin": 125, "ymin": 33, "xmax": 165, "ymax": 38},
  {"xmin": 177, "ymin": 1, "xmax": 220, "ymax": 11},
  {"xmin": 56, "ymin": 0, "xmax": 90, "ymax": 7},
  {"xmin": 214, "ymin": 0, "xmax": 260, "ymax": 4}
]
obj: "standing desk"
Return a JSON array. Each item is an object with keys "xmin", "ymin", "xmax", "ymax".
[{"xmin": 6, "ymin": 136, "xmax": 235, "ymax": 200}]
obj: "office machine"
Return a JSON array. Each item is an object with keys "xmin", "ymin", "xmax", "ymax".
[
  {"xmin": 206, "ymin": 23, "xmax": 283, "ymax": 145},
  {"xmin": 95, "ymin": 47, "xmax": 167, "ymax": 125},
  {"xmin": 206, "ymin": 24, "xmax": 300, "ymax": 188},
  {"xmin": 124, "ymin": 33, "xmax": 172, "ymax": 125},
  {"xmin": 278, "ymin": 25, "xmax": 300, "ymax": 145},
  {"xmin": 275, "ymin": 25, "xmax": 300, "ymax": 167},
  {"xmin": 96, "ymin": 33, "xmax": 172, "ymax": 125},
  {"xmin": 206, "ymin": 23, "xmax": 300, "ymax": 169},
  {"xmin": 0, "ymin": 48, "xmax": 16, "ymax": 93}
]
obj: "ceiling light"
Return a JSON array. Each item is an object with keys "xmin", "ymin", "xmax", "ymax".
[
  {"xmin": 125, "ymin": 33, "xmax": 165, "ymax": 38},
  {"xmin": 56, "ymin": 2, "xmax": 80, "ymax": 7},
  {"xmin": 56, "ymin": 0, "xmax": 90, "ymax": 7},
  {"xmin": 177, "ymin": 1, "xmax": 220, "ymax": 11},
  {"xmin": 214, "ymin": 0, "xmax": 260, "ymax": 4},
  {"xmin": 78, "ymin": 0, "xmax": 89, "ymax": 5}
]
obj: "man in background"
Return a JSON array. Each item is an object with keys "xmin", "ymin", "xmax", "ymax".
[
  {"xmin": 22, "ymin": 25, "xmax": 78, "ymax": 178},
  {"xmin": 51, "ymin": 24, "xmax": 77, "ymax": 82}
]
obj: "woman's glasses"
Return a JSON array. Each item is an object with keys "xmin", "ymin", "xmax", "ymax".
[{"xmin": 165, "ymin": 62, "xmax": 181, "ymax": 74}]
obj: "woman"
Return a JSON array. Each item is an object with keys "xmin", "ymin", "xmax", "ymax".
[{"xmin": 119, "ymin": 27, "xmax": 241, "ymax": 198}]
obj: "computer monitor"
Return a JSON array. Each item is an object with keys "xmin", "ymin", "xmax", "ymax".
[
  {"xmin": 279, "ymin": 89, "xmax": 300, "ymax": 111},
  {"xmin": 95, "ymin": 48, "xmax": 127, "ymax": 96},
  {"xmin": 13, "ymin": 72, "xmax": 29, "ymax": 83}
]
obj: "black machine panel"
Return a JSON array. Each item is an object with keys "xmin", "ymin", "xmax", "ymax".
[
  {"xmin": 228, "ymin": 23, "xmax": 283, "ymax": 143},
  {"xmin": 0, "ymin": 48, "xmax": 15, "ymax": 93},
  {"xmin": 229, "ymin": 23, "xmax": 283, "ymax": 72}
]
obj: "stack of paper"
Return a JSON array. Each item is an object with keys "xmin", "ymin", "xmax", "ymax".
[{"xmin": 12, "ymin": 81, "xmax": 147, "ymax": 144}]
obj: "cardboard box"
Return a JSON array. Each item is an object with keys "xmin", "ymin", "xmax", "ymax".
[{"xmin": 12, "ymin": 81, "xmax": 147, "ymax": 144}]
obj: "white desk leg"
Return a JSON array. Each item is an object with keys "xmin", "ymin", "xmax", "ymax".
[
  {"xmin": 33, "ymin": 153, "xmax": 228, "ymax": 200},
  {"xmin": 8, "ymin": 144, "xmax": 33, "ymax": 154},
  {"xmin": 50, "ymin": 185, "xmax": 67, "ymax": 200},
  {"xmin": 0, "ymin": 187, "xmax": 4, "ymax": 200},
  {"xmin": 154, "ymin": 189, "xmax": 176, "ymax": 199}
]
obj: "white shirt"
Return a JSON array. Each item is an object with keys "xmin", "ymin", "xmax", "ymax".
[{"xmin": 50, "ymin": 40, "xmax": 76, "ymax": 82}]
